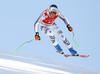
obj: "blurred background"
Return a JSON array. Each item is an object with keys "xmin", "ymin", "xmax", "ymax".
[{"xmin": 0, "ymin": 0, "xmax": 100, "ymax": 70}]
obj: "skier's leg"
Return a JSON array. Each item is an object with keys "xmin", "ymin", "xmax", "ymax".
[
  {"xmin": 52, "ymin": 24, "xmax": 78, "ymax": 55},
  {"xmin": 49, "ymin": 35, "xmax": 64, "ymax": 54},
  {"xmin": 58, "ymin": 31, "xmax": 78, "ymax": 55},
  {"xmin": 41, "ymin": 26, "xmax": 64, "ymax": 54}
]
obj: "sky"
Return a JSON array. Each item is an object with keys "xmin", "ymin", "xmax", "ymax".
[{"xmin": 0, "ymin": 0, "xmax": 100, "ymax": 70}]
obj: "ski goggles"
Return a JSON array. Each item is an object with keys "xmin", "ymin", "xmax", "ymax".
[{"xmin": 50, "ymin": 11, "xmax": 57, "ymax": 15}]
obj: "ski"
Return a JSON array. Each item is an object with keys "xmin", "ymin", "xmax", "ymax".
[
  {"xmin": 63, "ymin": 54, "xmax": 89, "ymax": 58},
  {"xmin": 56, "ymin": 51, "xmax": 89, "ymax": 58}
]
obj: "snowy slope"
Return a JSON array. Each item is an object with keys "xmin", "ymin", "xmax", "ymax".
[{"xmin": 0, "ymin": 49, "xmax": 100, "ymax": 74}]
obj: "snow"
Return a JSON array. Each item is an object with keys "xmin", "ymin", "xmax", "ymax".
[{"xmin": 0, "ymin": 49, "xmax": 100, "ymax": 74}]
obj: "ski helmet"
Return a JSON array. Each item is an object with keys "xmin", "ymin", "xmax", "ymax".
[{"xmin": 49, "ymin": 4, "xmax": 58, "ymax": 13}]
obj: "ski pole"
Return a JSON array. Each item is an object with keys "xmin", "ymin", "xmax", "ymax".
[
  {"xmin": 72, "ymin": 31, "xmax": 81, "ymax": 48},
  {"xmin": 14, "ymin": 39, "xmax": 35, "ymax": 52}
]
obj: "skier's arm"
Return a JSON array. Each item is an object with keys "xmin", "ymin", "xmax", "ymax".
[
  {"xmin": 58, "ymin": 11, "xmax": 73, "ymax": 32},
  {"xmin": 58, "ymin": 13, "xmax": 69, "ymax": 25},
  {"xmin": 34, "ymin": 13, "xmax": 44, "ymax": 40},
  {"xmin": 34, "ymin": 13, "xmax": 44, "ymax": 33}
]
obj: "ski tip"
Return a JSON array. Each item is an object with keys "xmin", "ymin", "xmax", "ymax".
[
  {"xmin": 85, "ymin": 55, "xmax": 89, "ymax": 58},
  {"xmin": 87, "ymin": 55, "xmax": 89, "ymax": 57},
  {"xmin": 81, "ymin": 55, "xmax": 89, "ymax": 58}
]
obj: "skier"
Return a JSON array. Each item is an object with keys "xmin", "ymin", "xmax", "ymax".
[{"xmin": 34, "ymin": 4, "xmax": 79, "ymax": 56}]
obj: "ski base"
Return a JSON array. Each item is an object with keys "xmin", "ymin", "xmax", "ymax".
[
  {"xmin": 56, "ymin": 51, "xmax": 89, "ymax": 58},
  {"xmin": 63, "ymin": 54, "xmax": 89, "ymax": 58}
]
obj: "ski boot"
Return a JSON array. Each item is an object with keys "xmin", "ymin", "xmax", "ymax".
[
  {"xmin": 54, "ymin": 44, "xmax": 64, "ymax": 54},
  {"xmin": 68, "ymin": 47, "xmax": 79, "ymax": 56}
]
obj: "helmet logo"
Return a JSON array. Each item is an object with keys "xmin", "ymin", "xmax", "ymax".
[{"xmin": 52, "ymin": 9, "xmax": 57, "ymax": 12}]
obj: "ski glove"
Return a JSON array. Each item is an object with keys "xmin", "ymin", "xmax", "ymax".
[
  {"xmin": 67, "ymin": 24, "xmax": 73, "ymax": 32},
  {"xmin": 35, "ymin": 32, "xmax": 40, "ymax": 41}
]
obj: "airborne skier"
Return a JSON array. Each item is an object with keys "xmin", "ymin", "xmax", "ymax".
[{"xmin": 34, "ymin": 4, "xmax": 79, "ymax": 56}]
